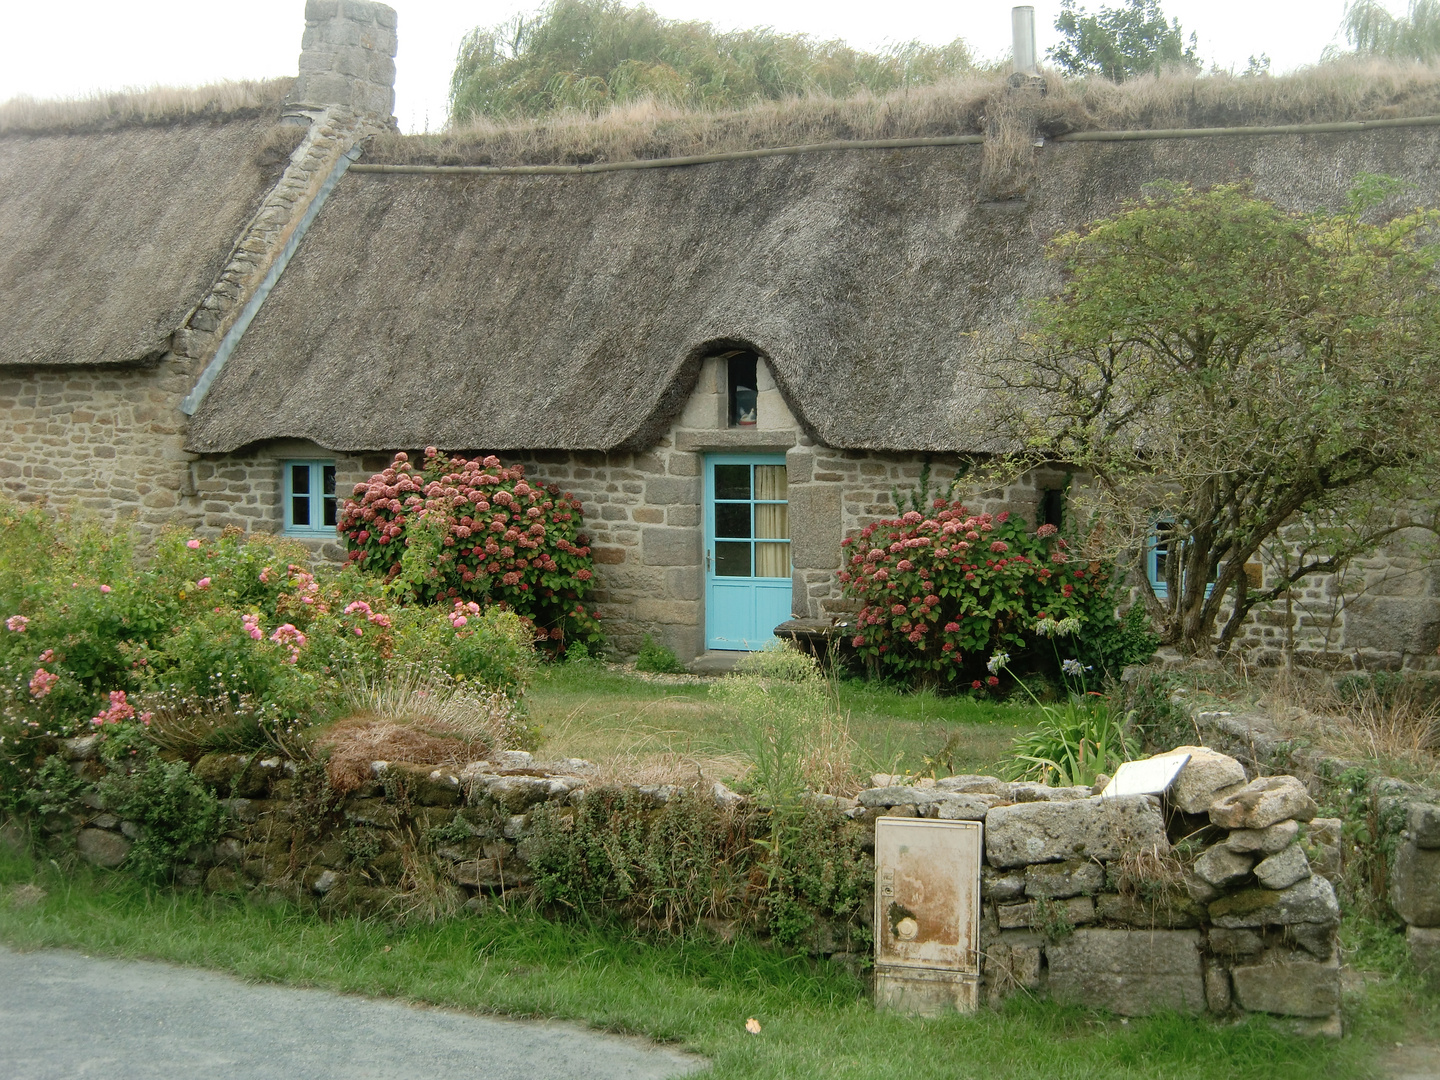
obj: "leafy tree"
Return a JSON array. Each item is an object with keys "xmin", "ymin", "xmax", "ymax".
[
  {"xmin": 990, "ymin": 178, "xmax": 1440, "ymax": 656},
  {"xmin": 449, "ymin": 0, "xmax": 974, "ymax": 123},
  {"xmin": 1048, "ymin": 0, "xmax": 1200, "ymax": 81},
  {"xmin": 1342, "ymin": 0, "xmax": 1440, "ymax": 61}
]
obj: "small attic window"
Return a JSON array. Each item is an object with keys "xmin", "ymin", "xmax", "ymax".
[
  {"xmin": 728, "ymin": 354, "xmax": 758, "ymax": 428},
  {"xmin": 1040, "ymin": 488, "xmax": 1065, "ymax": 531}
]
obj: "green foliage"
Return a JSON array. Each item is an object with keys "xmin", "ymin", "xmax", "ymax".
[
  {"xmin": 1071, "ymin": 602, "xmax": 1159, "ymax": 678},
  {"xmin": 523, "ymin": 787, "xmax": 752, "ymax": 928},
  {"xmin": 1007, "ymin": 687, "xmax": 1132, "ymax": 787},
  {"xmin": 449, "ymin": 0, "xmax": 975, "ymax": 123},
  {"xmin": 0, "ymin": 505, "xmax": 541, "ymax": 771},
  {"xmin": 1344, "ymin": 0, "xmax": 1440, "ymax": 62},
  {"xmin": 1049, "ymin": 0, "xmax": 1200, "ymax": 81},
  {"xmin": 717, "ymin": 642, "xmax": 851, "ymax": 804},
  {"xmin": 634, "ymin": 634, "xmax": 685, "ymax": 674},
  {"xmin": 338, "ymin": 450, "xmax": 603, "ymax": 654},
  {"xmin": 997, "ymin": 178, "xmax": 1440, "ymax": 655},
  {"xmin": 14, "ymin": 755, "xmax": 86, "ymax": 819},
  {"xmin": 523, "ymin": 785, "xmax": 869, "ymax": 948},
  {"xmin": 1118, "ymin": 670, "xmax": 1196, "ymax": 752},
  {"xmin": 95, "ymin": 747, "xmax": 226, "ymax": 880}
]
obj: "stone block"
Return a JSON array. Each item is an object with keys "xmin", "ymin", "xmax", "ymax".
[
  {"xmin": 1253, "ymin": 845, "xmax": 1311, "ymax": 891},
  {"xmin": 640, "ymin": 527, "xmax": 697, "ymax": 566},
  {"xmin": 1231, "ymin": 955, "xmax": 1340, "ymax": 1017},
  {"xmin": 1391, "ymin": 839, "xmax": 1440, "ymax": 927},
  {"xmin": 1094, "ymin": 890, "xmax": 1204, "ymax": 929},
  {"xmin": 983, "ymin": 932, "xmax": 1044, "ymax": 996},
  {"xmin": 981, "ymin": 867, "xmax": 1026, "ymax": 902},
  {"xmin": 1204, "ymin": 961, "xmax": 1232, "ymax": 1013},
  {"xmin": 1226, "ymin": 819, "xmax": 1299, "ymax": 855},
  {"xmin": 1047, "ymin": 929, "xmax": 1206, "ymax": 1016},
  {"xmin": 77, "ymin": 828, "xmax": 130, "ymax": 869},
  {"xmin": 1024, "ymin": 860, "xmax": 1105, "ymax": 899},
  {"xmin": 644, "ymin": 477, "xmax": 699, "ymax": 505},
  {"xmin": 1207, "ymin": 927, "xmax": 1265, "ymax": 961},
  {"xmin": 788, "ymin": 486, "xmax": 842, "ymax": 570},
  {"xmin": 932, "ymin": 794, "xmax": 996, "ymax": 820},
  {"xmin": 984, "ymin": 795, "xmax": 1168, "ymax": 868},
  {"xmin": 1168, "ymin": 746, "xmax": 1248, "ymax": 814},
  {"xmin": 1408, "ymin": 925, "xmax": 1440, "ymax": 983},
  {"xmin": 1209, "ymin": 776, "xmax": 1318, "ymax": 830},
  {"xmin": 1195, "ymin": 845, "xmax": 1254, "ymax": 887},
  {"xmin": 1409, "ymin": 803, "xmax": 1440, "ymax": 849},
  {"xmin": 1209, "ymin": 875, "xmax": 1341, "ymax": 929}
]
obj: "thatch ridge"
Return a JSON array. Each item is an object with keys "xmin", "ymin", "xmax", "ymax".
[
  {"xmin": 372, "ymin": 59, "xmax": 1440, "ymax": 167},
  {"xmin": 185, "ymin": 123, "xmax": 1440, "ymax": 456},
  {"xmin": 0, "ymin": 78, "xmax": 292, "ymax": 136},
  {"xmin": 0, "ymin": 103, "xmax": 294, "ymax": 368}
]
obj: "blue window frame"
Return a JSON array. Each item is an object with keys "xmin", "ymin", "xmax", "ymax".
[
  {"xmin": 1145, "ymin": 520, "xmax": 1214, "ymax": 600},
  {"xmin": 283, "ymin": 460, "xmax": 337, "ymax": 536}
]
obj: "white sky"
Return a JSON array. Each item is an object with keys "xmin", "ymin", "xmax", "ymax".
[{"xmin": 2, "ymin": 1, "xmax": 1399, "ymax": 134}]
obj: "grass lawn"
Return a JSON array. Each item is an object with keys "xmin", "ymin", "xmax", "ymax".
[
  {"xmin": 3, "ymin": 844, "xmax": 1431, "ymax": 1080},
  {"xmin": 526, "ymin": 663, "xmax": 1039, "ymax": 784}
]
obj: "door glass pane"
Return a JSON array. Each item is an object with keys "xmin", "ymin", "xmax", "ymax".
[
  {"xmin": 714, "ymin": 464, "xmax": 750, "ymax": 500},
  {"xmin": 755, "ymin": 542, "xmax": 790, "ymax": 578},
  {"xmin": 755, "ymin": 502, "xmax": 788, "ymax": 540},
  {"xmin": 754, "ymin": 465, "xmax": 786, "ymax": 501},
  {"xmin": 715, "ymin": 541, "xmax": 751, "ymax": 577},
  {"xmin": 715, "ymin": 502, "xmax": 750, "ymax": 538}
]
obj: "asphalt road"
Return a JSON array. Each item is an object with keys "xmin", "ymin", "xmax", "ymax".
[{"xmin": 0, "ymin": 945, "xmax": 707, "ymax": 1080}]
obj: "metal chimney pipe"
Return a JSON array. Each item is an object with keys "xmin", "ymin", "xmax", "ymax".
[{"xmin": 1012, "ymin": 6, "xmax": 1038, "ymax": 75}]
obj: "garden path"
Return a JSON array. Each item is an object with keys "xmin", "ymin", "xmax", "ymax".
[{"xmin": 0, "ymin": 945, "xmax": 706, "ymax": 1079}]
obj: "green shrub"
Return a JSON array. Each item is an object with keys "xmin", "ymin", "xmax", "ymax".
[
  {"xmin": 337, "ymin": 450, "xmax": 603, "ymax": 653},
  {"xmin": 634, "ymin": 634, "xmax": 685, "ymax": 674},
  {"xmin": 838, "ymin": 501, "xmax": 1151, "ymax": 689},
  {"xmin": 96, "ymin": 746, "xmax": 226, "ymax": 880},
  {"xmin": 1006, "ymin": 691, "xmax": 1132, "ymax": 787}
]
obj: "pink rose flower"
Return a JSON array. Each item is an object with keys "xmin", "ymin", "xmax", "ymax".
[
  {"xmin": 6, "ymin": 615, "xmax": 28, "ymax": 632},
  {"xmin": 197, "ymin": 577, "xmax": 211, "ymax": 589},
  {"xmin": 186, "ymin": 538, "xmax": 201, "ymax": 549},
  {"xmin": 100, "ymin": 585, "xmax": 112, "ymax": 594}
]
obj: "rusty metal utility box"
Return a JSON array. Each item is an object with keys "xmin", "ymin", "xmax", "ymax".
[{"xmin": 874, "ymin": 817, "xmax": 982, "ymax": 1016}]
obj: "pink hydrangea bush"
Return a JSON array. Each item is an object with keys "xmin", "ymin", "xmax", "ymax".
[
  {"xmin": 338, "ymin": 450, "xmax": 602, "ymax": 653},
  {"xmin": 838, "ymin": 499, "xmax": 1116, "ymax": 688}
]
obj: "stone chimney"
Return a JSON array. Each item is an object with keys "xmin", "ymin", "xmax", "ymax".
[{"xmin": 288, "ymin": 0, "xmax": 397, "ymax": 126}]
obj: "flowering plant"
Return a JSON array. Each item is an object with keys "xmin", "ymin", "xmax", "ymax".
[
  {"xmin": 338, "ymin": 450, "xmax": 602, "ymax": 653},
  {"xmin": 838, "ymin": 499, "xmax": 1135, "ymax": 687}
]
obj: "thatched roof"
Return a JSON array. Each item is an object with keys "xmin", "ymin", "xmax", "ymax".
[
  {"xmin": 0, "ymin": 85, "xmax": 294, "ymax": 368},
  {"xmin": 185, "ymin": 121, "xmax": 1440, "ymax": 455}
]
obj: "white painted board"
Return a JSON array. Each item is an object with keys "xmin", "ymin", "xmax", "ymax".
[{"xmin": 1100, "ymin": 752, "xmax": 1191, "ymax": 798}]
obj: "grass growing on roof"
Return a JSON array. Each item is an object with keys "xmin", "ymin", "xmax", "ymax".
[{"xmin": 0, "ymin": 845, "xmax": 1395, "ymax": 1080}]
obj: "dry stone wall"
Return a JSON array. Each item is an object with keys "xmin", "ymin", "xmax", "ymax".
[
  {"xmin": 1190, "ymin": 704, "xmax": 1440, "ymax": 984},
  {"xmin": 35, "ymin": 728, "xmax": 1405, "ymax": 1029},
  {"xmin": 852, "ymin": 746, "xmax": 1348, "ymax": 1031}
]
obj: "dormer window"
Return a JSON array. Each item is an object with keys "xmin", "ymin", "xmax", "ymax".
[{"xmin": 727, "ymin": 353, "xmax": 758, "ymax": 427}]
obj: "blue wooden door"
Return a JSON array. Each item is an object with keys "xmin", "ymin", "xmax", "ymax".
[{"xmin": 705, "ymin": 455, "xmax": 792, "ymax": 650}]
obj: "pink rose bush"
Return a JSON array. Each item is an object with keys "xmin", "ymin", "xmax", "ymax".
[
  {"xmin": 838, "ymin": 499, "xmax": 1133, "ymax": 688},
  {"xmin": 338, "ymin": 450, "xmax": 602, "ymax": 653}
]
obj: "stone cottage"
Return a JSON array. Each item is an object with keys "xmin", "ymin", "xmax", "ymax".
[{"xmin": 3, "ymin": 0, "xmax": 1439, "ymax": 667}]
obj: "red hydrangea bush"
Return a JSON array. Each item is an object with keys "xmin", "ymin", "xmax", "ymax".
[
  {"xmin": 338, "ymin": 449, "xmax": 602, "ymax": 651},
  {"xmin": 839, "ymin": 500, "xmax": 1119, "ymax": 688}
]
